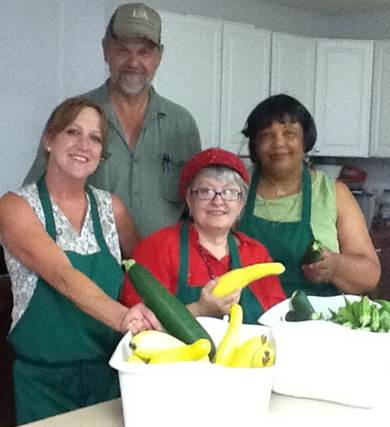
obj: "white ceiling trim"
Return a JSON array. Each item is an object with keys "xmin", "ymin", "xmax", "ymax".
[{"xmin": 262, "ymin": 0, "xmax": 390, "ymax": 15}]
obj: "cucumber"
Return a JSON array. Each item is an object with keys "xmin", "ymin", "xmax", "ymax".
[
  {"xmin": 285, "ymin": 309, "xmax": 311, "ymax": 322},
  {"xmin": 301, "ymin": 239, "xmax": 324, "ymax": 265},
  {"xmin": 123, "ymin": 260, "xmax": 216, "ymax": 358},
  {"xmin": 289, "ymin": 289, "xmax": 315, "ymax": 320}
]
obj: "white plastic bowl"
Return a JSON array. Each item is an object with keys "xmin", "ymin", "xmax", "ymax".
[
  {"xmin": 110, "ymin": 316, "xmax": 274, "ymax": 427},
  {"xmin": 259, "ymin": 295, "xmax": 390, "ymax": 408}
]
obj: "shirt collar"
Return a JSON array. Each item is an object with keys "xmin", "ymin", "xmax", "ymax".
[{"xmin": 144, "ymin": 86, "xmax": 168, "ymax": 120}]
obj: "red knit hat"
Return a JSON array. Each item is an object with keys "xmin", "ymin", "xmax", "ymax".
[{"xmin": 179, "ymin": 148, "xmax": 250, "ymax": 200}]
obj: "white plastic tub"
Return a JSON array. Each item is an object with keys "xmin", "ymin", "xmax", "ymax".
[
  {"xmin": 110, "ymin": 316, "xmax": 274, "ymax": 427},
  {"xmin": 259, "ymin": 295, "xmax": 390, "ymax": 408}
]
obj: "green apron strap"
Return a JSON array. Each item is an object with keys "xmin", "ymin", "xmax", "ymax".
[
  {"xmin": 37, "ymin": 176, "xmax": 56, "ymax": 240},
  {"xmin": 177, "ymin": 221, "xmax": 190, "ymax": 295},
  {"xmin": 301, "ymin": 166, "xmax": 312, "ymax": 225},
  {"xmin": 85, "ymin": 186, "xmax": 110, "ymax": 252},
  {"xmin": 241, "ymin": 169, "xmax": 259, "ymax": 224},
  {"xmin": 228, "ymin": 232, "xmax": 240, "ymax": 269}
]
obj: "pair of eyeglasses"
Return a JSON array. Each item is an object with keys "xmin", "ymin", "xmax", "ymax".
[{"xmin": 190, "ymin": 188, "xmax": 242, "ymax": 201}]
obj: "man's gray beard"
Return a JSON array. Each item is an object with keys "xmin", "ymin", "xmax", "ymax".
[{"xmin": 116, "ymin": 72, "xmax": 152, "ymax": 97}]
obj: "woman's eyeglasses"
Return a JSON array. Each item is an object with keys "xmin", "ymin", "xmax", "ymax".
[{"xmin": 190, "ymin": 188, "xmax": 242, "ymax": 201}]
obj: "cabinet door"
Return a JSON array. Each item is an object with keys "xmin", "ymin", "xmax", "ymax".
[
  {"xmin": 312, "ymin": 40, "xmax": 373, "ymax": 157},
  {"xmin": 271, "ymin": 32, "xmax": 316, "ymax": 115},
  {"xmin": 154, "ymin": 12, "xmax": 222, "ymax": 149},
  {"xmin": 370, "ymin": 41, "xmax": 390, "ymax": 157},
  {"xmin": 220, "ymin": 23, "xmax": 271, "ymax": 155}
]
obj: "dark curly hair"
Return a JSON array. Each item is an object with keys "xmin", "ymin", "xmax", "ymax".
[{"xmin": 242, "ymin": 94, "xmax": 317, "ymax": 166}]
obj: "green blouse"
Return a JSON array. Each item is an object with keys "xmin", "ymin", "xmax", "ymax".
[{"xmin": 254, "ymin": 170, "xmax": 339, "ymax": 253}]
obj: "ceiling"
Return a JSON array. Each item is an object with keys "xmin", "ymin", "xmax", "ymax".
[{"xmin": 264, "ymin": 0, "xmax": 390, "ymax": 15}]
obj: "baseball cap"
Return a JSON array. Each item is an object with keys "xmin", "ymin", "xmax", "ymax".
[
  {"xmin": 179, "ymin": 148, "xmax": 250, "ymax": 201},
  {"xmin": 107, "ymin": 3, "xmax": 161, "ymax": 45}
]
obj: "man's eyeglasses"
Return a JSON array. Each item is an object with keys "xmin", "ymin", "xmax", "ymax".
[{"xmin": 190, "ymin": 188, "xmax": 242, "ymax": 201}]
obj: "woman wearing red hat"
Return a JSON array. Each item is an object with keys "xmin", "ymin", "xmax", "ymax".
[
  {"xmin": 239, "ymin": 94, "xmax": 379, "ymax": 297},
  {"xmin": 121, "ymin": 148, "xmax": 285, "ymax": 323}
]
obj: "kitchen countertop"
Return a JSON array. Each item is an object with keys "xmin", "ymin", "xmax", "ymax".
[{"xmin": 20, "ymin": 394, "xmax": 386, "ymax": 426}]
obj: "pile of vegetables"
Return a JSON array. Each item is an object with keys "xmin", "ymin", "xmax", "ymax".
[
  {"xmin": 127, "ymin": 304, "xmax": 276, "ymax": 367},
  {"xmin": 122, "ymin": 259, "xmax": 283, "ymax": 366},
  {"xmin": 330, "ymin": 296, "xmax": 390, "ymax": 332},
  {"xmin": 285, "ymin": 289, "xmax": 390, "ymax": 333}
]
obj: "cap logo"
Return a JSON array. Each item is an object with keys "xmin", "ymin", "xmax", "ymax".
[{"xmin": 132, "ymin": 9, "xmax": 149, "ymax": 21}]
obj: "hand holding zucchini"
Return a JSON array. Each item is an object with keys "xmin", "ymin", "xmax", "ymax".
[
  {"xmin": 212, "ymin": 262, "xmax": 285, "ymax": 298},
  {"xmin": 123, "ymin": 259, "xmax": 216, "ymax": 358}
]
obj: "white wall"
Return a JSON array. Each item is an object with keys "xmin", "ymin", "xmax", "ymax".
[
  {"xmin": 1, "ymin": 0, "xmax": 106, "ymax": 195},
  {"xmin": 1, "ymin": 0, "xmax": 388, "ymax": 196},
  {"xmin": 0, "ymin": 0, "xmax": 336, "ymax": 196},
  {"xmin": 327, "ymin": 12, "xmax": 390, "ymax": 40}
]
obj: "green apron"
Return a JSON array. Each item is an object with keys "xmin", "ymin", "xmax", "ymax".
[
  {"xmin": 176, "ymin": 221, "xmax": 263, "ymax": 323},
  {"xmin": 239, "ymin": 167, "xmax": 338, "ymax": 297},
  {"xmin": 10, "ymin": 178, "xmax": 123, "ymax": 425}
]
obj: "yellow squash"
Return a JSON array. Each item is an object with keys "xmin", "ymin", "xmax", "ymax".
[
  {"xmin": 250, "ymin": 338, "xmax": 276, "ymax": 368},
  {"xmin": 130, "ymin": 330, "xmax": 186, "ymax": 361},
  {"xmin": 148, "ymin": 338, "xmax": 212, "ymax": 364},
  {"xmin": 127, "ymin": 354, "xmax": 146, "ymax": 364},
  {"xmin": 213, "ymin": 304, "xmax": 243, "ymax": 366},
  {"xmin": 212, "ymin": 262, "xmax": 285, "ymax": 298},
  {"xmin": 230, "ymin": 335, "xmax": 268, "ymax": 368}
]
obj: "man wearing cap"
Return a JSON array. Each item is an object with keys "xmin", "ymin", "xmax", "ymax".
[
  {"xmin": 121, "ymin": 148, "xmax": 286, "ymax": 324},
  {"xmin": 24, "ymin": 3, "xmax": 201, "ymax": 238}
]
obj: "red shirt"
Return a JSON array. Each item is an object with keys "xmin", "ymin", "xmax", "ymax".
[{"xmin": 121, "ymin": 222, "xmax": 286, "ymax": 311}]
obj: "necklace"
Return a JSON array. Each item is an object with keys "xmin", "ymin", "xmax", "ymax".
[
  {"xmin": 262, "ymin": 192, "xmax": 301, "ymax": 223},
  {"xmin": 272, "ymin": 183, "xmax": 286, "ymax": 198},
  {"xmin": 263, "ymin": 174, "xmax": 302, "ymax": 199},
  {"xmin": 198, "ymin": 243, "xmax": 218, "ymax": 280}
]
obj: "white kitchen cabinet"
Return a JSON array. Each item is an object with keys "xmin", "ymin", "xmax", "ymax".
[
  {"xmin": 220, "ymin": 23, "xmax": 271, "ymax": 155},
  {"xmin": 154, "ymin": 12, "xmax": 271, "ymax": 152},
  {"xmin": 312, "ymin": 39, "xmax": 374, "ymax": 157},
  {"xmin": 155, "ymin": 12, "xmax": 222, "ymax": 148},
  {"xmin": 370, "ymin": 41, "xmax": 390, "ymax": 157},
  {"xmin": 271, "ymin": 32, "xmax": 316, "ymax": 115}
]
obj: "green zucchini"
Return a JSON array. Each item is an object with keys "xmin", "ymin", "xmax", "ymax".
[
  {"xmin": 285, "ymin": 309, "xmax": 311, "ymax": 322},
  {"xmin": 301, "ymin": 239, "xmax": 324, "ymax": 265},
  {"xmin": 288, "ymin": 289, "xmax": 316, "ymax": 321},
  {"xmin": 123, "ymin": 259, "xmax": 216, "ymax": 358}
]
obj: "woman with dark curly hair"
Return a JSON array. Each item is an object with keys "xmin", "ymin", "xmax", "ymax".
[{"xmin": 239, "ymin": 94, "xmax": 379, "ymax": 297}]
